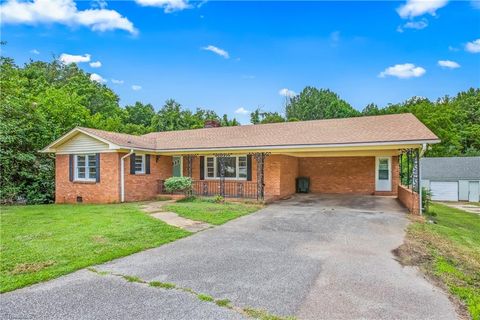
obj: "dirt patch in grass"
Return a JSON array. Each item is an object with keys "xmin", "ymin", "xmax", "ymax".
[{"xmin": 11, "ymin": 261, "xmax": 56, "ymax": 275}]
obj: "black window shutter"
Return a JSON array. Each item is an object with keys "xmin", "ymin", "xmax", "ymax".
[
  {"xmin": 199, "ymin": 156, "xmax": 205, "ymax": 180},
  {"xmin": 96, "ymin": 153, "xmax": 101, "ymax": 182},
  {"xmin": 130, "ymin": 153, "xmax": 136, "ymax": 174},
  {"xmin": 145, "ymin": 155, "xmax": 151, "ymax": 174},
  {"xmin": 69, "ymin": 154, "xmax": 74, "ymax": 182},
  {"xmin": 246, "ymin": 155, "xmax": 252, "ymax": 181}
]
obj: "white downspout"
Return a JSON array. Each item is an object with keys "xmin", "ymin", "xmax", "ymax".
[
  {"xmin": 418, "ymin": 143, "xmax": 427, "ymax": 214},
  {"xmin": 121, "ymin": 149, "xmax": 134, "ymax": 203}
]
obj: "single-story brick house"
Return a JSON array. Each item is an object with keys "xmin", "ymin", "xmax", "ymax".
[{"xmin": 41, "ymin": 113, "xmax": 439, "ymax": 212}]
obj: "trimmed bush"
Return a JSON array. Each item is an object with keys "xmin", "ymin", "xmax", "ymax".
[{"xmin": 164, "ymin": 177, "xmax": 193, "ymax": 195}]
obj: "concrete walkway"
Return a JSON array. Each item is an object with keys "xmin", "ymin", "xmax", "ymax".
[{"xmin": 141, "ymin": 200, "xmax": 212, "ymax": 232}]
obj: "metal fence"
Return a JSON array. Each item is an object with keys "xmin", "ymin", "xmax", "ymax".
[{"xmin": 158, "ymin": 179, "xmax": 258, "ymax": 199}]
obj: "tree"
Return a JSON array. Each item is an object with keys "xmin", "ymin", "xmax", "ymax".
[
  {"xmin": 125, "ymin": 102, "xmax": 156, "ymax": 127},
  {"xmin": 250, "ymin": 108, "xmax": 285, "ymax": 124},
  {"xmin": 285, "ymin": 87, "xmax": 360, "ymax": 121}
]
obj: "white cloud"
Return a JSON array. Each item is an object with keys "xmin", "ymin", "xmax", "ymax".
[
  {"xmin": 132, "ymin": 85, "xmax": 142, "ymax": 91},
  {"xmin": 89, "ymin": 61, "xmax": 102, "ymax": 68},
  {"xmin": 30, "ymin": 49, "xmax": 40, "ymax": 54},
  {"xmin": 438, "ymin": 60, "xmax": 460, "ymax": 69},
  {"xmin": 202, "ymin": 45, "xmax": 229, "ymax": 59},
  {"xmin": 111, "ymin": 79, "xmax": 124, "ymax": 84},
  {"xmin": 448, "ymin": 45, "xmax": 460, "ymax": 52},
  {"xmin": 0, "ymin": 0, "xmax": 137, "ymax": 34},
  {"xmin": 59, "ymin": 53, "xmax": 91, "ymax": 64},
  {"xmin": 234, "ymin": 107, "xmax": 250, "ymax": 115},
  {"xmin": 397, "ymin": 19, "xmax": 428, "ymax": 32},
  {"xmin": 397, "ymin": 0, "xmax": 449, "ymax": 19},
  {"xmin": 379, "ymin": 63, "xmax": 426, "ymax": 79},
  {"xmin": 135, "ymin": 0, "xmax": 190, "ymax": 13},
  {"xmin": 90, "ymin": 73, "xmax": 106, "ymax": 83},
  {"xmin": 330, "ymin": 31, "xmax": 340, "ymax": 46},
  {"xmin": 279, "ymin": 88, "xmax": 296, "ymax": 98},
  {"xmin": 465, "ymin": 39, "xmax": 480, "ymax": 53}
]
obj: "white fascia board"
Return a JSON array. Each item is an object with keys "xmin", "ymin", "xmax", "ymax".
[{"xmin": 39, "ymin": 127, "xmax": 121, "ymax": 153}]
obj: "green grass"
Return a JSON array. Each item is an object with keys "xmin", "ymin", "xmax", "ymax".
[
  {"xmin": 243, "ymin": 307, "xmax": 296, "ymax": 320},
  {"xmin": 0, "ymin": 203, "xmax": 190, "ymax": 293},
  {"xmin": 149, "ymin": 281, "xmax": 176, "ymax": 289},
  {"xmin": 215, "ymin": 298, "xmax": 232, "ymax": 308},
  {"xmin": 400, "ymin": 203, "xmax": 480, "ymax": 320},
  {"xmin": 197, "ymin": 293, "xmax": 215, "ymax": 302},
  {"xmin": 164, "ymin": 197, "xmax": 263, "ymax": 225}
]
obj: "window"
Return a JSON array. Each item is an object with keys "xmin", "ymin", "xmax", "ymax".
[
  {"xmin": 205, "ymin": 155, "xmax": 248, "ymax": 180},
  {"xmin": 206, "ymin": 157, "xmax": 215, "ymax": 178},
  {"xmin": 378, "ymin": 158, "xmax": 389, "ymax": 180},
  {"xmin": 134, "ymin": 154, "xmax": 145, "ymax": 174},
  {"xmin": 75, "ymin": 154, "xmax": 97, "ymax": 181}
]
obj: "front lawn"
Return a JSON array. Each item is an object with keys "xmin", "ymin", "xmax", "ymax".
[
  {"xmin": 0, "ymin": 203, "xmax": 190, "ymax": 293},
  {"xmin": 164, "ymin": 197, "xmax": 263, "ymax": 225},
  {"xmin": 395, "ymin": 203, "xmax": 480, "ymax": 319}
]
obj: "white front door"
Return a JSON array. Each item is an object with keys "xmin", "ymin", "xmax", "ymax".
[
  {"xmin": 375, "ymin": 157, "xmax": 392, "ymax": 192},
  {"xmin": 469, "ymin": 181, "xmax": 480, "ymax": 202}
]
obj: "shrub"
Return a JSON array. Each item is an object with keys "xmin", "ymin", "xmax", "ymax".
[
  {"xmin": 213, "ymin": 195, "xmax": 225, "ymax": 203},
  {"xmin": 164, "ymin": 177, "xmax": 193, "ymax": 196},
  {"xmin": 422, "ymin": 187, "xmax": 432, "ymax": 214}
]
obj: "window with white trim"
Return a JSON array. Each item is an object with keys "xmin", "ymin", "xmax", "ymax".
[
  {"xmin": 134, "ymin": 154, "xmax": 145, "ymax": 174},
  {"xmin": 378, "ymin": 158, "xmax": 389, "ymax": 180},
  {"xmin": 75, "ymin": 154, "xmax": 97, "ymax": 181},
  {"xmin": 205, "ymin": 155, "xmax": 248, "ymax": 180}
]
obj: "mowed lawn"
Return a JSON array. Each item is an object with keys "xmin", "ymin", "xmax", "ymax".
[
  {"xmin": 398, "ymin": 203, "xmax": 480, "ymax": 319},
  {"xmin": 165, "ymin": 198, "xmax": 263, "ymax": 225},
  {"xmin": 0, "ymin": 203, "xmax": 190, "ymax": 293}
]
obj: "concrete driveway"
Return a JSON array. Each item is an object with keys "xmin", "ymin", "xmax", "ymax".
[{"xmin": 1, "ymin": 194, "xmax": 457, "ymax": 320}]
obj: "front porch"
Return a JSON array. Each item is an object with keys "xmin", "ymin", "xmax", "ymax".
[
  {"xmin": 155, "ymin": 149, "xmax": 422, "ymax": 205},
  {"xmin": 158, "ymin": 179, "xmax": 259, "ymax": 199}
]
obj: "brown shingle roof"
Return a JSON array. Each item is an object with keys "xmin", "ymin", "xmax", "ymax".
[{"xmin": 81, "ymin": 113, "xmax": 439, "ymax": 151}]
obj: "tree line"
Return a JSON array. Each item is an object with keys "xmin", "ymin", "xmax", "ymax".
[{"xmin": 1, "ymin": 55, "xmax": 478, "ymax": 204}]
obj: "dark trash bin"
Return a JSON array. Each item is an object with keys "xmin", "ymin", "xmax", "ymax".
[{"xmin": 296, "ymin": 177, "xmax": 310, "ymax": 193}]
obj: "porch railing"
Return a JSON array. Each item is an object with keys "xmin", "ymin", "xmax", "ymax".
[{"xmin": 158, "ymin": 179, "xmax": 258, "ymax": 199}]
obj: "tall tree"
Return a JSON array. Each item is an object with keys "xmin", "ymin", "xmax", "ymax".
[
  {"xmin": 250, "ymin": 108, "xmax": 285, "ymax": 124},
  {"xmin": 125, "ymin": 101, "xmax": 156, "ymax": 127},
  {"xmin": 285, "ymin": 87, "xmax": 360, "ymax": 121}
]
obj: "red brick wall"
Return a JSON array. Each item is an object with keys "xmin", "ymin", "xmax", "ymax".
[
  {"xmin": 297, "ymin": 156, "xmax": 399, "ymax": 196},
  {"xmin": 298, "ymin": 157, "xmax": 375, "ymax": 194},
  {"xmin": 56, "ymin": 153, "xmax": 173, "ymax": 204},
  {"xmin": 55, "ymin": 153, "xmax": 121, "ymax": 204},
  {"xmin": 264, "ymin": 155, "xmax": 298, "ymax": 200},
  {"xmin": 124, "ymin": 154, "xmax": 172, "ymax": 202},
  {"xmin": 398, "ymin": 184, "xmax": 420, "ymax": 214}
]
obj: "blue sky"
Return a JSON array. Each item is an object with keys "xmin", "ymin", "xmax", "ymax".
[{"xmin": 1, "ymin": 0, "xmax": 479, "ymax": 123}]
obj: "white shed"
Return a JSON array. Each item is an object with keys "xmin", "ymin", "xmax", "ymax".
[{"xmin": 421, "ymin": 157, "xmax": 480, "ymax": 202}]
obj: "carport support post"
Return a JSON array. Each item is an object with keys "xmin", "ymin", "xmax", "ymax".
[
  {"xmin": 215, "ymin": 153, "xmax": 231, "ymax": 197},
  {"xmin": 185, "ymin": 154, "xmax": 198, "ymax": 178},
  {"xmin": 250, "ymin": 152, "xmax": 270, "ymax": 201}
]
